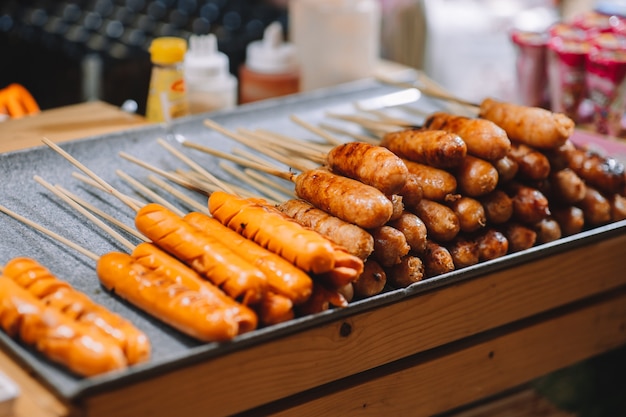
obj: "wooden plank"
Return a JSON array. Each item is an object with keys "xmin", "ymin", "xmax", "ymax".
[
  {"xmin": 82, "ymin": 231, "xmax": 626, "ymax": 417},
  {"xmin": 0, "ymin": 101, "xmax": 146, "ymax": 153},
  {"xmin": 261, "ymin": 289, "xmax": 626, "ymax": 416}
]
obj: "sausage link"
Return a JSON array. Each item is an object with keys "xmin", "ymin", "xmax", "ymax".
[
  {"xmin": 446, "ymin": 236, "xmax": 480, "ymax": 269},
  {"xmin": 549, "ymin": 168, "xmax": 587, "ymax": 204},
  {"xmin": 386, "ymin": 255, "xmax": 425, "ymax": 288},
  {"xmin": 135, "ymin": 203, "xmax": 267, "ymax": 305},
  {"xmin": 403, "ymin": 159, "xmax": 457, "ymax": 201},
  {"xmin": 277, "ymin": 199, "xmax": 374, "ymax": 260},
  {"xmin": 397, "ymin": 173, "xmax": 424, "ymax": 207},
  {"xmin": 447, "ymin": 196, "xmax": 487, "ymax": 233},
  {"xmin": 424, "ymin": 112, "xmax": 511, "ymax": 161},
  {"xmin": 610, "ymin": 194, "xmax": 626, "ymax": 221},
  {"xmin": 501, "ymin": 223, "xmax": 537, "ymax": 253},
  {"xmin": 507, "ymin": 183, "xmax": 551, "ymax": 225},
  {"xmin": 507, "ymin": 143, "xmax": 551, "ymax": 180},
  {"xmin": 389, "ymin": 194, "xmax": 405, "ymax": 221},
  {"xmin": 422, "ymin": 240, "xmax": 455, "ymax": 277},
  {"xmin": 387, "ymin": 211, "xmax": 428, "ymax": 254},
  {"xmin": 479, "ymin": 190, "xmax": 514, "ymax": 224},
  {"xmin": 257, "ymin": 292, "xmax": 294, "ymax": 326},
  {"xmin": 577, "ymin": 186, "xmax": 612, "ymax": 226},
  {"xmin": 475, "ymin": 229, "xmax": 509, "ymax": 261},
  {"xmin": 352, "ymin": 259, "xmax": 387, "ymax": 299},
  {"xmin": 455, "ymin": 155, "xmax": 499, "ymax": 197},
  {"xmin": 97, "ymin": 252, "xmax": 241, "ymax": 342},
  {"xmin": 380, "ymin": 128, "xmax": 467, "ymax": 169},
  {"xmin": 493, "ymin": 155, "xmax": 519, "ymax": 184},
  {"xmin": 327, "ymin": 142, "xmax": 409, "ymax": 195},
  {"xmin": 369, "ymin": 225, "xmax": 410, "ymax": 267},
  {"xmin": 552, "ymin": 206, "xmax": 585, "ymax": 236},
  {"xmin": 0, "ymin": 277, "xmax": 127, "ymax": 377},
  {"xmin": 412, "ymin": 199, "xmax": 460, "ymax": 242},
  {"xmin": 479, "ymin": 97, "xmax": 574, "ymax": 149},
  {"xmin": 4, "ymin": 258, "xmax": 151, "ymax": 366},
  {"xmin": 294, "ymin": 169, "xmax": 394, "ymax": 229},
  {"xmin": 534, "ymin": 218, "xmax": 562, "ymax": 244}
]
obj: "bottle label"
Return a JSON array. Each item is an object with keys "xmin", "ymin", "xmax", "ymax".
[{"xmin": 146, "ymin": 67, "xmax": 190, "ymax": 122}]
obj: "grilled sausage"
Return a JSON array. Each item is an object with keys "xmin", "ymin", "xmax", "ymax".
[
  {"xmin": 479, "ymin": 190, "xmax": 514, "ymax": 224},
  {"xmin": 534, "ymin": 218, "xmax": 562, "ymax": 244},
  {"xmin": 507, "ymin": 183, "xmax": 551, "ymax": 225},
  {"xmin": 423, "ymin": 112, "xmax": 511, "ymax": 161},
  {"xmin": 552, "ymin": 206, "xmax": 585, "ymax": 236},
  {"xmin": 454, "ymin": 155, "xmax": 499, "ymax": 197},
  {"xmin": 501, "ymin": 223, "xmax": 537, "ymax": 253},
  {"xmin": 386, "ymin": 255, "xmax": 425, "ymax": 288},
  {"xmin": 507, "ymin": 142, "xmax": 551, "ymax": 181},
  {"xmin": 493, "ymin": 155, "xmax": 519, "ymax": 184},
  {"xmin": 387, "ymin": 211, "xmax": 428, "ymax": 253},
  {"xmin": 422, "ymin": 240, "xmax": 455, "ymax": 277},
  {"xmin": 412, "ymin": 199, "xmax": 460, "ymax": 242},
  {"xmin": 475, "ymin": 229, "xmax": 509, "ymax": 261},
  {"xmin": 446, "ymin": 236, "xmax": 480, "ymax": 269},
  {"xmin": 479, "ymin": 97, "xmax": 574, "ymax": 149},
  {"xmin": 380, "ymin": 128, "xmax": 468, "ymax": 169},
  {"xmin": 369, "ymin": 225, "xmax": 411, "ymax": 267},
  {"xmin": 327, "ymin": 142, "xmax": 409, "ymax": 195},
  {"xmin": 352, "ymin": 259, "xmax": 387, "ymax": 298},
  {"xmin": 403, "ymin": 159, "xmax": 457, "ymax": 201},
  {"xmin": 577, "ymin": 186, "xmax": 612, "ymax": 226},
  {"xmin": 447, "ymin": 196, "xmax": 487, "ymax": 233}
]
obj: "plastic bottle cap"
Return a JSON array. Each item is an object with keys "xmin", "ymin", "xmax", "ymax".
[
  {"xmin": 149, "ymin": 37, "xmax": 187, "ymax": 65},
  {"xmin": 184, "ymin": 33, "xmax": 232, "ymax": 83},
  {"xmin": 246, "ymin": 21, "xmax": 298, "ymax": 74}
]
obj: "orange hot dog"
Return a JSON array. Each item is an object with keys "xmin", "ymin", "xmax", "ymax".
[
  {"xmin": 0, "ymin": 276, "xmax": 127, "ymax": 377},
  {"xmin": 135, "ymin": 203, "xmax": 267, "ymax": 305},
  {"xmin": 257, "ymin": 291, "xmax": 295, "ymax": 326},
  {"xmin": 130, "ymin": 242, "xmax": 258, "ymax": 334},
  {"xmin": 3, "ymin": 257, "xmax": 150, "ymax": 366},
  {"xmin": 209, "ymin": 191, "xmax": 364, "ymax": 277},
  {"xmin": 97, "ymin": 252, "xmax": 242, "ymax": 342},
  {"xmin": 183, "ymin": 211, "xmax": 313, "ymax": 305}
]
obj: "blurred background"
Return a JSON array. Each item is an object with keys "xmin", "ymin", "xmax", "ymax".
[{"xmin": 0, "ymin": 0, "xmax": 600, "ymax": 114}]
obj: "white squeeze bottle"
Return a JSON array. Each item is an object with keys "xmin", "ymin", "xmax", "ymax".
[
  {"xmin": 289, "ymin": 0, "xmax": 381, "ymax": 91},
  {"xmin": 184, "ymin": 34, "xmax": 238, "ymax": 114}
]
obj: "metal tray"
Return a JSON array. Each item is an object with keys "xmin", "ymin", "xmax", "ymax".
[{"xmin": 1, "ymin": 78, "xmax": 625, "ymax": 401}]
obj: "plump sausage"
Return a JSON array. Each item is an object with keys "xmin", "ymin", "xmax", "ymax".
[
  {"xmin": 0, "ymin": 277, "xmax": 128, "ymax": 377},
  {"xmin": 380, "ymin": 128, "xmax": 468, "ymax": 169},
  {"xmin": 475, "ymin": 229, "xmax": 509, "ymax": 261},
  {"xmin": 327, "ymin": 142, "xmax": 409, "ymax": 195},
  {"xmin": 447, "ymin": 196, "xmax": 487, "ymax": 233},
  {"xmin": 534, "ymin": 218, "xmax": 562, "ymax": 244},
  {"xmin": 610, "ymin": 194, "xmax": 626, "ymax": 221},
  {"xmin": 552, "ymin": 206, "xmax": 585, "ymax": 236},
  {"xmin": 293, "ymin": 169, "xmax": 394, "ymax": 229},
  {"xmin": 423, "ymin": 112, "xmax": 511, "ymax": 161},
  {"xmin": 493, "ymin": 155, "xmax": 519, "ymax": 184},
  {"xmin": 277, "ymin": 198, "xmax": 374, "ymax": 260},
  {"xmin": 422, "ymin": 240, "xmax": 455, "ymax": 277},
  {"xmin": 389, "ymin": 194, "xmax": 405, "ymax": 221},
  {"xmin": 478, "ymin": 97, "xmax": 574, "ymax": 149},
  {"xmin": 446, "ymin": 236, "xmax": 480, "ymax": 269},
  {"xmin": 412, "ymin": 199, "xmax": 460, "ymax": 242},
  {"xmin": 507, "ymin": 183, "xmax": 551, "ymax": 225},
  {"xmin": 402, "ymin": 159, "xmax": 457, "ymax": 202},
  {"xmin": 369, "ymin": 225, "xmax": 411, "ymax": 267},
  {"xmin": 454, "ymin": 155, "xmax": 499, "ymax": 197},
  {"xmin": 397, "ymin": 173, "xmax": 424, "ymax": 207},
  {"xmin": 387, "ymin": 211, "xmax": 428, "ymax": 254},
  {"xmin": 479, "ymin": 190, "xmax": 514, "ymax": 224},
  {"xmin": 507, "ymin": 143, "xmax": 551, "ymax": 181},
  {"xmin": 501, "ymin": 223, "xmax": 537, "ymax": 253},
  {"xmin": 577, "ymin": 186, "xmax": 612, "ymax": 226},
  {"xmin": 548, "ymin": 168, "xmax": 587, "ymax": 204},
  {"xmin": 352, "ymin": 259, "xmax": 387, "ymax": 298},
  {"xmin": 3, "ymin": 257, "xmax": 151, "ymax": 366},
  {"xmin": 386, "ymin": 255, "xmax": 425, "ymax": 288}
]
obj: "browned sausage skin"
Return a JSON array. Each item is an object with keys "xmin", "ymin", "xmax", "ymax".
[
  {"xmin": 380, "ymin": 128, "xmax": 467, "ymax": 169},
  {"xmin": 479, "ymin": 98, "xmax": 574, "ymax": 149},
  {"xmin": 327, "ymin": 142, "xmax": 409, "ymax": 195},
  {"xmin": 423, "ymin": 112, "xmax": 510, "ymax": 161}
]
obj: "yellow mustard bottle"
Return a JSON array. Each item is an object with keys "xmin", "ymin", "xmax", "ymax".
[{"xmin": 145, "ymin": 37, "xmax": 190, "ymax": 122}]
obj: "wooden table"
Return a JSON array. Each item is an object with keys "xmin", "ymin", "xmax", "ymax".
[{"xmin": 1, "ymin": 102, "xmax": 623, "ymax": 417}]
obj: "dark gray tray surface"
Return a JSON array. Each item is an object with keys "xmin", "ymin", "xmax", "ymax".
[{"xmin": 1, "ymin": 79, "xmax": 624, "ymax": 400}]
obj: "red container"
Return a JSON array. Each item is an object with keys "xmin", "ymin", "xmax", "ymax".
[{"xmin": 511, "ymin": 30, "xmax": 550, "ymax": 108}]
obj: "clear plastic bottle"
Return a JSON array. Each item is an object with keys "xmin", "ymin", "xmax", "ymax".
[
  {"xmin": 289, "ymin": 0, "xmax": 381, "ymax": 91},
  {"xmin": 145, "ymin": 37, "xmax": 190, "ymax": 122},
  {"xmin": 239, "ymin": 21, "xmax": 299, "ymax": 104},
  {"xmin": 184, "ymin": 34, "xmax": 238, "ymax": 114}
]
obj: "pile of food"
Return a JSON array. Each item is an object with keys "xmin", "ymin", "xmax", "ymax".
[{"xmin": 1, "ymin": 93, "xmax": 625, "ymax": 379}]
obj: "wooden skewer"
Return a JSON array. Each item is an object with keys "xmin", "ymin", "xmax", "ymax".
[
  {"xmin": 254, "ymin": 129, "xmax": 332, "ymax": 154},
  {"xmin": 156, "ymin": 137, "xmax": 237, "ymax": 196},
  {"xmin": 236, "ymin": 129, "xmax": 321, "ymax": 171},
  {"xmin": 375, "ymin": 75, "xmax": 480, "ymax": 108},
  {"xmin": 55, "ymin": 183, "xmax": 148, "ymax": 242},
  {"xmin": 0, "ymin": 203, "xmax": 100, "ymax": 261},
  {"xmin": 41, "ymin": 137, "xmax": 141, "ymax": 212},
  {"xmin": 147, "ymin": 175, "xmax": 209, "ymax": 215},
  {"xmin": 236, "ymin": 128, "xmax": 327, "ymax": 162},
  {"xmin": 326, "ymin": 112, "xmax": 418, "ymax": 130},
  {"xmin": 317, "ymin": 122, "xmax": 379, "ymax": 145},
  {"xmin": 70, "ymin": 172, "xmax": 145, "ymax": 209},
  {"xmin": 231, "ymin": 148, "xmax": 279, "ymax": 169},
  {"xmin": 116, "ymin": 169, "xmax": 185, "ymax": 217},
  {"xmin": 175, "ymin": 170, "xmax": 259, "ymax": 198},
  {"xmin": 119, "ymin": 151, "xmax": 211, "ymax": 196},
  {"xmin": 353, "ymin": 104, "xmax": 419, "ymax": 127},
  {"xmin": 243, "ymin": 169, "xmax": 296, "ymax": 199},
  {"xmin": 289, "ymin": 114, "xmax": 344, "ymax": 146},
  {"xmin": 33, "ymin": 175, "xmax": 136, "ymax": 252},
  {"xmin": 218, "ymin": 162, "xmax": 282, "ymax": 204}
]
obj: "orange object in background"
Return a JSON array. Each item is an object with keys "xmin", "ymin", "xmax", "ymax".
[{"xmin": 0, "ymin": 83, "xmax": 40, "ymax": 119}]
